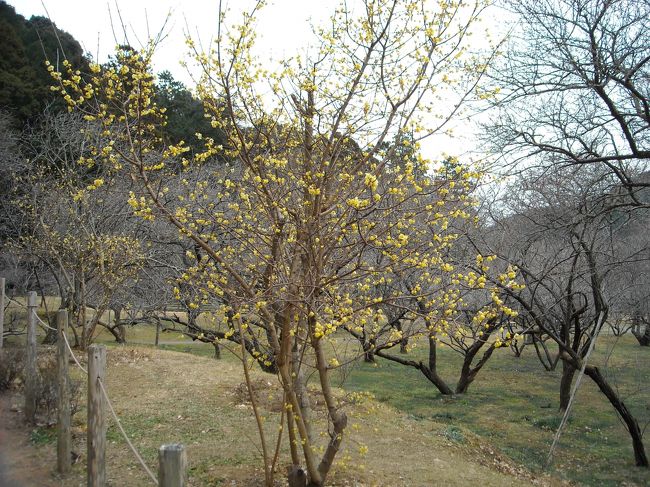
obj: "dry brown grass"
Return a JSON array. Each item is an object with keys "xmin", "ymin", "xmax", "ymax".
[{"xmin": 23, "ymin": 346, "xmax": 561, "ymax": 486}]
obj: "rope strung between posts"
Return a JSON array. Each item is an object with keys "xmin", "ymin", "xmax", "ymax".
[
  {"xmin": 546, "ymin": 312, "xmax": 606, "ymax": 467},
  {"xmin": 97, "ymin": 378, "xmax": 158, "ymax": 484},
  {"xmin": 30, "ymin": 311, "xmax": 88, "ymax": 373},
  {"xmin": 8, "ymin": 296, "xmax": 60, "ymax": 336},
  {"xmin": 60, "ymin": 326, "xmax": 88, "ymax": 375},
  {"xmin": 31, "ymin": 308, "xmax": 157, "ymax": 484}
]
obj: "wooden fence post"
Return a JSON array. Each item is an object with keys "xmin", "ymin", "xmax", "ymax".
[
  {"xmin": 88, "ymin": 345, "xmax": 106, "ymax": 487},
  {"xmin": 57, "ymin": 309, "xmax": 71, "ymax": 474},
  {"xmin": 24, "ymin": 291, "xmax": 38, "ymax": 423},
  {"xmin": 0, "ymin": 277, "xmax": 5, "ymax": 349},
  {"xmin": 158, "ymin": 444, "xmax": 187, "ymax": 487}
]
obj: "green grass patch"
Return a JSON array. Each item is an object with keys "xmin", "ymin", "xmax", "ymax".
[
  {"xmin": 442, "ymin": 425, "xmax": 465, "ymax": 443},
  {"xmin": 29, "ymin": 426, "xmax": 57, "ymax": 446},
  {"xmin": 342, "ymin": 336, "xmax": 650, "ymax": 486},
  {"xmin": 530, "ymin": 414, "xmax": 564, "ymax": 431}
]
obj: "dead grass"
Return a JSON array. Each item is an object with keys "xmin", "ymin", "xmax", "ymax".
[{"xmin": 17, "ymin": 345, "xmax": 561, "ymax": 486}]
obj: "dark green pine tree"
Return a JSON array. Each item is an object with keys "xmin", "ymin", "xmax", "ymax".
[
  {"xmin": 0, "ymin": 1, "xmax": 87, "ymax": 126},
  {"xmin": 155, "ymin": 70, "xmax": 228, "ymax": 156}
]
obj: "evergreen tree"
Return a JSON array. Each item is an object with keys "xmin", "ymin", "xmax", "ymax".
[{"xmin": 0, "ymin": 1, "xmax": 87, "ymax": 125}]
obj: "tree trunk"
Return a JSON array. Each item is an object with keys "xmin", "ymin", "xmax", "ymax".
[
  {"xmin": 110, "ymin": 308, "xmax": 126, "ymax": 344},
  {"xmin": 362, "ymin": 334, "xmax": 376, "ymax": 363},
  {"xmin": 212, "ymin": 342, "xmax": 221, "ymax": 359},
  {"xmin": 104, "ymin": 323, "xmax": 126, "ymax": 344},
  {"xmin": 155, "ymin": 316, "xmax": 161, "ymax": 347},
  {"xmin": 455, "ymin": 372, "xmax": 473, "ymax": 395},
  {"xmin": 631, "ymin": 315, "xmax": 650, "ymax": 346},
  {"xmin": 421, "ymin": 367, "xmax": 454, "ymax": 395},
  {"xmin": 35, "ymin": 272, "xmax": 56, "ymax": 346},
  {"xmin": 559, "ymin": 361, "xmax": 576, "ymax": 412},
  {"xmin": 293, "ymin": 339, "xmax": 312, "ymax": 442},
  {"xmin": 287, "ymin": 466, "xmax": 307, "ymax": 487},
  {"xmin": 584, "ymin": 364, "xmax": 648, "ymax": 467},
  {"xmin": 115, "ymin": 325, "xmax": 126, "ymax": 343},
  {"xmin": 42, "ymin": 314, "xmax": 58, "ymax": 345},
  {"xmin": 455, "ymin": 321, "xmax": 498, "ymax": 394},
  {"xmin": 424, "ymin": 337, "xmax": 454, "ymax": 395},
  {"xmin": 375, "ymin": 338, "xmax": 454, "ymax": 395},
  {"xmin": 455, "ymin": 347, "xmax": 496, "ymax": 394},
  {"xmin": 79, "ymin": 273, "xmax": 90, "ymax": 351}
]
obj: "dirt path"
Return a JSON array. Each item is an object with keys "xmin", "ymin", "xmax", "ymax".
[{"xmin": 0, "ymin": 394, "xmax": 60, "ymax": 487}]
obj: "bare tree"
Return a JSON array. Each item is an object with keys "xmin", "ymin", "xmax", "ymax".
[
  {"xmin": 481, "ymin": 165, "xmax": 649, "ymax": 467},
  {"xmin": 487, "ymin": 0, "xmax": 650, "ymax": 205},
  {"xmin": 480, "ymin": 0, "xmax": 650, "ymax": 467}
]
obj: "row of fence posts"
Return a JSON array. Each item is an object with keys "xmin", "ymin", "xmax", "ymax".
[{"xmin": 1, "ymin": 284, "xmax": 187, "ymax": 486}]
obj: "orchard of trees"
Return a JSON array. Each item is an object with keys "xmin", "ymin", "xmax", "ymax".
[{"xmin": 0, "ymin": 0, "xmax": 648, "ymax": 485}]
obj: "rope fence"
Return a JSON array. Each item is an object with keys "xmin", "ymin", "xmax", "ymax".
[
  {"xmin": 32, "ymin": 307, "xmax": 158, "ymax": 484},
  {"xmin": 2, "ymin": 289, "xmax": 185, "ymax": 486},
  {"xmin": 97, "ymin": 376, "xmax": 158, "ymax": 484}
]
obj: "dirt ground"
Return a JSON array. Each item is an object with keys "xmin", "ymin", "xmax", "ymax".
[{"xmin": 0, "ymin": 394, "xmax": 62, "ymax": 487}]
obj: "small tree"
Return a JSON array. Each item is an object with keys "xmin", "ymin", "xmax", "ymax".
[
  {"xmin": 348, "ymin": 176, "xmax": 525, "ymax": 396},
  {"xmin": 12, "ymin": 111, "xmax": 148, "ymax": 349},
  {"xmin": 52, "ymin": 1, "xmax": 497, "ymax": 484}
]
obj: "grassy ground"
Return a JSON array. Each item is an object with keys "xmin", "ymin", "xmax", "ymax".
[
  {"xmin": 4, "ymin": 299, "xmax": 648, "ymax": 485},
  {"xmin": 4, "ymin": 344, "xmax": 549, "ymax": 486},
  {"xmin": 120, "ymin": 325, "xmax": 650, "ymax": 485},
  {"xmin": 93, "ymin": 326, "xmax": 650, "ymax": 485},
  {"xmin": 339, "ymin": 336, "xmax": 650, "ymax": 486}
]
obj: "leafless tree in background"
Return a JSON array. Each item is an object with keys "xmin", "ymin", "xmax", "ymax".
[{"xmin": 487, "ymin": 0, "xmax": 650, "ymax": 205}]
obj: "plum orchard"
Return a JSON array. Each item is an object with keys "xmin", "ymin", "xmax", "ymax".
[{"xmin": 50, "ymin": 1, "xmax": 517, "ymax": 485}]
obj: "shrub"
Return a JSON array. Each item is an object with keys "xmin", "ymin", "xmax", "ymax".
[
  {"xmin": 0, "ymin": 347, "xmax": 80, "ymax": 424},
  {"xmin": 35, "ymin": 351, "xmax": 81, "ymax": 425},
  {"xmin": 0, "ymin": 348, "xmax": 25, "ymax": 391}
]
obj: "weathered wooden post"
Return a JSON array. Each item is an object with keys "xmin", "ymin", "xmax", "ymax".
[
  {"xmin": 24, "ymin": 291, "xmax": 38, "ymax": 423},
  {"xmin": 88, "ymin": 345, "xmax": 106, "ymax": 487},
  {"xmin": 158, "ymin": 444, "xmax": 187, "ymax": 487},
  {"xmin": 0, "ymin": 277, "xmax": 5, "ymax": 349},
  {"xmin": 57, "ymin": 309, "xmax": 71, "ymax": 474},
  {"xmin": 155, "ymin": 318, "xmax": 161, "ymax": 347}
]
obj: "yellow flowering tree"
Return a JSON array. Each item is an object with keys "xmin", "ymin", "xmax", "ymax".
[
  {"xmin": 51, "ymin": 0, "xmax": 500, "ymax": 484},
  {"xmin": 342, "ymin": 164, "xmax": 525, "ymax": 395}
]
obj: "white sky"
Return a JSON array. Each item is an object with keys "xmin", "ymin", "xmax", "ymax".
[
  {"xmin": 12, "ymin": 0, "xmax": 334, "ymax": 86},
  {"xmin": 11, "ymin": 0, "xmax": 505, "ymax": 162}
]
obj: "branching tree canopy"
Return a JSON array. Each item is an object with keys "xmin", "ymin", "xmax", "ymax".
[
  {"xmin": 479, "ymin": 0, "xmax": 650, "ymax": 468},
  {"xmin": 11, "ymin": 111, "xmax": 150, "ymax": 350},
  {"xmin": 487, "ymin": 0, "xmax": 650, "ymax": 205},
  {"xmin": 49, "ymin": 1, "xmax": 513, "ymax": 485}
]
